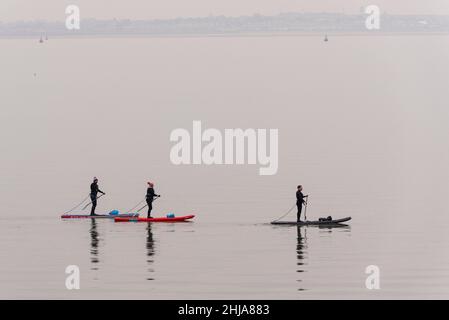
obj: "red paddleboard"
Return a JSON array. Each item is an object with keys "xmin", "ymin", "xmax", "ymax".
[{"xmin": 115, "ymin": 215, "xmax": 195, "ymax": 223}]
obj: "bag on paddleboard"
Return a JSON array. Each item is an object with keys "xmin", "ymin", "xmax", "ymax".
[
  {"xmin": 319, "ymin": 216, "xmax": 333, "ymax": 222},
  {"xmin": 166, "ymin": 213, "xmax": 175, "ymax": 218},
  {"xmin": 109, "ymin": 210, "xmax": 120, "ymax": 216}
]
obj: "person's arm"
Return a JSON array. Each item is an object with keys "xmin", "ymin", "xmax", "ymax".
[
  {"xmin": 147, "ymin": 188, "xmax": 158, "ymax": 198},
  {"xmin": 98, "ymin": 186, "xmax": 105, "ymax": 195}
]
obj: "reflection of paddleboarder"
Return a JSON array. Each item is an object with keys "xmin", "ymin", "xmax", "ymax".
[
  {"xmin": 146, "ymin": 182, "xmax": 160, "ymax": 218},
  {"xmin": 90, "ymin": 219, "xmax": 99, "ymax": 267},
  {"xmin": 296, "ymin": 226, "xmax": 305, "ymax": 268},
  {"xmin": 297, "ymin": 226, "xmax": 307, "ymax": 291},
  {"xmin": 146, "ymin": 223, "xmax": 156, "ymax": 280},
  {"xmin": 296, "ymin": 185, "xmax": 308, "ymax": 222},
  {"xmin": 90, "ymin": 177, "xmax": 105, "ymax": 216}
]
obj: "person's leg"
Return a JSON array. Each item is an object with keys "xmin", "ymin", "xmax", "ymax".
[
  {"xmin": 297, "ymin": 203, "xmax": 302, "ymax": 222},
  {"xmin": 90, "ymin": 195, "xmax": 97, "ymax": 215},
  {"xmin": 147, "ymin": 200, "xmax": 153, "ymax": 218}
]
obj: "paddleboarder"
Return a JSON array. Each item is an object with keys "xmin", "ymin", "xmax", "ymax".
[
  {"xmin": 90, "ymin": 177, "xmax": 105, "ymax": 216},
  {"xmin": 296, "ymin": 185, "xmax": 308, "ymax": 222},
  {"xmin": 146, "ymin": 182, "xmax": 160, "ymax": 218}
]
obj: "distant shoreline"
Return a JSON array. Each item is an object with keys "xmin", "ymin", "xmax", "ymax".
[{"xmin": 2, "ymin": 12, "xmax": 449, "ymax": 39}]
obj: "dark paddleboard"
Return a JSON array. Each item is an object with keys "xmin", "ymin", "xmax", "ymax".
[
  {"xmin": 271, "ymin": 217, "xmax": 351, "ymax": 226},
  {"xmin": 61, "ymin": 213, "xmax": 139, "ymax": 219}
]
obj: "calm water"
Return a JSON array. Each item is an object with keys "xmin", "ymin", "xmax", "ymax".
[{"xmin": 0, "ymin": 35, "xmax": 448, "ymax": 299}]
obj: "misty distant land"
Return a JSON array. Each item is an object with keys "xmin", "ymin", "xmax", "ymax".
[{"xmin": 1, "ymin": 12, "xmax": 449, "ymax": 38}]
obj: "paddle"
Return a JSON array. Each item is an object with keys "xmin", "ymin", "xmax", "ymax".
[
  {"xmin": 304, "ymin": 196, "xmax": 309, "ymax": 221},
  {"xmin": 137, "ymin": 196, "xmax": 160, "ymax": 213},
  {"xmin": 62, "ymin": 194, "xmax": 90, "ymax": 214},
  {"xmin": 125, "ymin": 198, "xmax": 145, "ymax": 214},
  {"xmin": 271, "ymin": 194, "xmax": 310, "ymax": 223},
  {"xmin": 82, "ymin": 193, "xmax": 105, "ymax": 210},
  {"xmin": 271, "ymin": 203, "xmax": 296, "ymax": 223}
]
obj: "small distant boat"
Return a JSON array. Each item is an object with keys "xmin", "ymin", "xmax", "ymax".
[
  {"xmin": 324, "ymin": 34, "xmax": 329, "ymax": 42},
  {"xmin": 39, "ymin": 35, "xmax": 44, "ymax": 43}
]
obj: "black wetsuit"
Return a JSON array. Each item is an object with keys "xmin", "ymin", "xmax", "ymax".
[
  {"xmin": 296, "ymin": 191, "xmax": 306, "ymax": 221},
  {"xmin": 146, "ymin": 187, "xmax": 159, "ymax": 218},
  {"xmin": 90, "ymin": 182, "xmax": 104, "ymax": 215}
]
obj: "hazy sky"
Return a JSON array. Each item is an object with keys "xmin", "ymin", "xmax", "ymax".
[{"xmin": 1, "ymin": 0, "xmax": 449, "ymax": 22}]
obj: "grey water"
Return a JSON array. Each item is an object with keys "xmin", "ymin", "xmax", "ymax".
[{"xmin": 0, "ymin": 35, "xmax": 448, "ymax": 299}]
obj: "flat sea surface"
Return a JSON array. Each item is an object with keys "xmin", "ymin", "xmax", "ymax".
[{"xmin": 0, "ymin": 35, "xmax": 448, "ymax": 299}]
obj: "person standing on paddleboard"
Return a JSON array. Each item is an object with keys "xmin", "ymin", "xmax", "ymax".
[
  {"xmin": 296, "ymin": 185, "xmax": 308, "ymax": 222},
  {"xmin": 146, "ymin": 182, "xmax": 160, "ymax": 218},
  {"xmin": 90, "ymin": 177, "xmax": 105, "ymax": 216}
]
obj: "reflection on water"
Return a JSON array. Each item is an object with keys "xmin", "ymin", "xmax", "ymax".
[
  {"xmin": 146, "ymin": 223, "xmax": 156, "ymax": 281},
  {"xmin": 296, "ymin": 225, "xmax": 352, "ymax": 292},
  {"xmin": 319, "ymin": 224, "xmax": 351, "ymax": 230},
  {"xmin": 317, "ymin": 225, "xmax": 352, "ymax": 237},
  {"xmin": 90, "ymin": 219, "xmax": 99, "ymax": 270},
  {"xmin": 296, "ymin": 227, "xmax": 307, "ymax": 291}
]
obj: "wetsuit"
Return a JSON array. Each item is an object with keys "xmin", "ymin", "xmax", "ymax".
[
  {"xmin": 146, "ymin": 187, "xmax": 159, "ymax": 218},
  {"xmin": 90, "ymin": 182, "xmax": 104, "ymax": 215},
  {"xmin": 296, "ymin": 191, "xmax": 306, "ymax": 222}
]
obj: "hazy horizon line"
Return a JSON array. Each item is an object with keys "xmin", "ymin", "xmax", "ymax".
[
  {"xmin": 3, "ymin": 11, "xmax": 449, "ymax": 24},
  {"xmin": 2, "ymin": 11, "xmax": 449, "ymax": 37}
]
